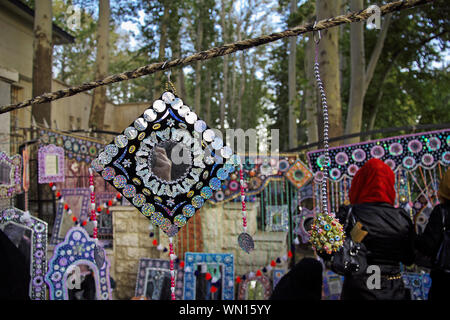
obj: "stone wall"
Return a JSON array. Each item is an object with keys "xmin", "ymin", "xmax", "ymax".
[
  {"xmin": 111, "ymin": 205, "xmax": 161, "ymax": 300},
  {"xmin": 202, "ymin": 201, "xmax": 288, "ymax": 277}
]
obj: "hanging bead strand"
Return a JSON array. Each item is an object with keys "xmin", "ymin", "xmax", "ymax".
[
  {"xmin": 169, "ymin": 237, "xmax": 176, "ymax": 300},
  {"xmin": 88, "ymin": 168, "xmax": 98, "ymax": 244},
  {"xmin": 240, "ymin": 166, "xmax": 248, "ymax": 233},
  {"xmin": 308, "ymin": 30, "xmax": 345, "ymax": 255}
]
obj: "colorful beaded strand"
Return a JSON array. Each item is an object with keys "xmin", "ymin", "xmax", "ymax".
[
  {"xmin": 169, "ymin": 237, "xmax": 176, "ymax": 300},
  {"xmin": 88, "ymin": 168, "xmax": 98, "ymax": 244},
  {"xmin": 239, "ymin": 166, "xmax": 248, "ymax": 232}
]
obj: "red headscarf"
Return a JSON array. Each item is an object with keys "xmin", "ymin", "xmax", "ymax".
[{"xmin": 349, "ymin": 158, "xmax": 396, "ymax": 205}]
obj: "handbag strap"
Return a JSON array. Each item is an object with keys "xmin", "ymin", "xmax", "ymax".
[{"xmin": 344, "ymin": 205, "xmax": 354, "ymax": 228}]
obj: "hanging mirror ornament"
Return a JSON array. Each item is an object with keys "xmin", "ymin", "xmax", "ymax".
[
  {"xmin": 308, "ymin": 33, "xmax": 345, "ymax": 255},
  {"xmin": 93, "ymin": 81, "xmax": 241, "ymax": 297}
]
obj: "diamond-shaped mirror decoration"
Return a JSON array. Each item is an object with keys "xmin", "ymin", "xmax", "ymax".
[{"xmin": 92, "ymin": 91, "xmax": 234, "ymax": 237}]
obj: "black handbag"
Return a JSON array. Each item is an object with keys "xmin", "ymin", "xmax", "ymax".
[
  {"xmin": 331, "ymin": 206, "xmax": 368, "ymax": 276},
  {"xmin": 434, "ymin": 205, "xmax": 450, "ymax": 273}
]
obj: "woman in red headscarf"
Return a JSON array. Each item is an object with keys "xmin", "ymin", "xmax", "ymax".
[{"xmin": 329, "ymin": 159, "xmax": 415, "ymax": 300}]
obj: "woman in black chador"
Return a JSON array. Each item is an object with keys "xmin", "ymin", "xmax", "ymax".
[
  {"xmin": 323, "ymin": 159, "xmax": 415, "ymax": 300},
  {"xmin": 416, "ymin": 169, "xmax": 450, "ymax": 301}
]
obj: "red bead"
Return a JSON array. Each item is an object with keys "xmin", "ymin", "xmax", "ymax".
[
  {"xmin": 56, "ymin": 191, "xmax": 61, "ymax": 198},
  {"xmin": 81, "ymin": 221, "xmax": 87, "ymax": 226},
  {"xmin": 108, "ymin": 200, "xmax": 113, "ymax": 207},
  {"xmin": 64, "ymin": 204, "xmax": 69, "ymax": 210},
  {"xmin": 152, "ymin": 239, "xmax": 158, "ymax": 246},
  {"xmin": 97, "ymin": 207, "xmax": 102, "ymax": 212},
  {"xmin": 288, "ymin": 250, "xmax": 293, "ymax": 258},
  {"xmin": 179, "ymin": 261, "xmax": 185, "ymax": 268},
  {"xmin": 116, "ymin": 193, "xmax": 122, "ymax": 199},
  {"xmin": 106, "ymin": 209, "xmax": 110, "ymax": 214},
  {"xmin": 236, "ymin": 276, "xmax": 241, "ymax": 283},
  {"xmin": 205, "ymin": 273, "xmax": 212, "ymax": 281},
  {"xmin": 72, "ymin": 216, "xmax": 77, "ymax": 222},
  {"xmin": 49, "ymin": 182, "xmax": 54, "ymax": 187},
  {"xmin": 270, "ymin": 260, "xmax": 276, "ymax": 267},
  {"xmin": 256, "ymin": 270, "xmax": 262, "ymax": 277}
]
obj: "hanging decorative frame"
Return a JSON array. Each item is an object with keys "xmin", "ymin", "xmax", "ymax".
[
  {"xmin": 92, "ymin": 90, "xmax": 235, "ymax": 238},
  {"xmin": 285, "ymin": 159, "xmax": 313, "ymax": 189},
  {"xmin": 209, "ymin": 154, "xmax": 298, "ymax": 204},
  {"xmin": 0, "ymin": 207, "xmax": 47, "ymax": 300},
  {"xmin": 307, "ymin": 129, "xmax": 450, "ymax": 183},
  {"xmin": 39, "ymin": 129, "xmax": 104, "ymax": 164},
  {"xmin": 96, "ymin": 192, "xmax": 116, "ymax": 248},
  {"xmin": 183, "ymin": 252, "xmax": 234, "ymax": 300},
  {"xmin": 134, "ymin": 258, "xmax": 184, "ymax": 300},
  {"xmin": 402, "ymin": 272, "xmax": 432, "ymax": 300},
  {"xmin": 265, "ymin": 205, "xmax": 289, "ymax": 232},
  {"xmin": 322, "ymin": 270, "xmax": 344, "ymax": 300},
  {"xmin": 238, "ymin": 273, "xmax": 272, "ymax": 300},
  {"xmin": 0, "ymin": 152, "xmax": 22, "ymax": 199},
  {"xmin": 293, "ymin": 207, "xmax": 316, "ymax": 243},
  {"xmin": 38, "ymin": 144, "xmax": 65, "ymax": 184},
  {"xmin": 45, "ymin": 226, "xmax": 112, "ymax": 300},
  {"xmin": 50, "ymin": 188, "xmax": 90, "ymax": 245},
  {"xmin": 272, "ymin": 269, "xmax": 285, "ymax": 289}
]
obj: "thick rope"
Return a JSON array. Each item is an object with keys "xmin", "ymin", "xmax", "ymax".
[{"xmin": 0, "ymin": 0, "xmax": 434, "ymax": 114}]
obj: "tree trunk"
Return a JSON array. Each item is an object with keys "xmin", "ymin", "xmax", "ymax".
[
  {"xmin": 194, "ymin": 5, "xmax": 204, "ymax": 116},
  {"xmin": 219, "ymin": 0, "xmax": 228, "ymax": 132},
  {"xmin": 89, "ymin": 0, "xmax": 110, "ymax": 131},
  {"xmin": 304, "ymin": 35, "xmax": 318, "ymax": 144},
  {"xmin": 316, "ymin": 0, "xmax": 343, "ymax": 146},
  {"xmin": 344, "ymin": 0, "xmax": 365, "ymax": 144},
  {"xmin": 288, "ymin": 0, "xmax": 298, "ymax": 149},
  {"xmin": 32, "ymin": 0, "xmax": 53, "ymax": 131},
  {"xmin": 237, "ymin": 29, "xmax": 245, "ymax": 129},
  {"xmin": 153, "ymin": 2, "xmax": 170, "ymax": 100},
  {"xmin": 205, "ymin": 66, "xmax": 212, "ymax": 125}
]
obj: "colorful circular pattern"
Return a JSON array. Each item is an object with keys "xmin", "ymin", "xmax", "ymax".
[
  {"xmin": 200, "ymin": 186, "xmax": 213, "ymax": 200},
  {"xmin": 105, "ymin": 144, "xmax": 119, "ymax": 157},
  {"xmin": 124, "ymin": 127, "xmax": 138, "ymax": 140},
  {"xmin": 134, "ymin": 118, "xmax": 148, "ymax": 131},
  {"xmin": 442, "ymin": 151, "xmax": 450, "ymax": 165},
  {"xmin": 91, "ymin": 159, "xmax": 104, "ymax": 172},
  {"xmin": 216, "ymin": 168, "xmax": 228, "ymax": 180},
  {"xmin": 132, "ymin": 194, "xmax": 146, "ymax": 207},
  {"xmin": 278, "ymin": 160, "xmax": 290, "ymax": 172},
  {"xmin": 385, "ymin": 159, "xmax": 396, "ymax": 171},
  {"xmin": 347, "ymin": 164, "xmax": 359, "ymax": 176},
  {"xmin": 191, "ymin": 195, "xmax": 204, "ymax": 208},
  {"xmin": 335, "ymin": 152, "xmax": 349, "ymax": 165},
  {"xmin": 123, "ymin": 185, "xmax": 137, "ymax": 198},
  {"xmin": 209, "ymin": 177, "xmax": 221, "ymax": 191},
  {"xmin": 228, "ymin": 180, "xmax": 239, "ymax": 192},
  {"xmin": 151, "ymin": 212, "xmax": 164, "ymax": 225},
  {"xmin": 113, "ymin": 175, "xmax": 127, "ymax": 189},
  {"xmin": 174, "ymin": 214, "xmax": 187, "ymax": 227},
  {"xmin": 402, "ymin": 156, "xmax": 416, "ymax": 170},
  {"xmin": 389, "ymin": 143, "xmax": 403, "ymax": 156},
  {"xmin": 370, "ymin": 145, "xmax": 385, "ymax": 159},
  {"xmin": 101, "ymin": 167, "xmax": 115, "ymax": 180},
  {"xmin": 351, "ymin": 149, "xmax": 366, "ymax": 162},
  {"xmin": 114, "ymin": 135, "xmax": 128, "ymax": 148},
  {"xmin": 141, "ymin": 203, "xmax": 155, "ymax": 217},
  {"xmin": 330, "ymin": 168, "xmax": 341, "ymax": 180},
  {"xmin": 214, "ymin": 191, "xmax": 224, "ymax": 202},
  {"xmin": 171, "ymin": 98, "xmax": 183, "ymax": 110},
  {"xmin": 407, "ymin": 139, "xmax": 423, "ymax": 153},
  {"xmin": 314, "ymin": 171, "xmax": 324, "ymax": 182},
  {"xmin": 182, "ymin": 205, "xmax": 196, "ymax": 217},
  {"xmin": 426, "ymin": 137, "xmax": 441, "ymax": 151},
  {"xmin": 421, "ymin": 153, "xmax": 434, "ymax": 167}
]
